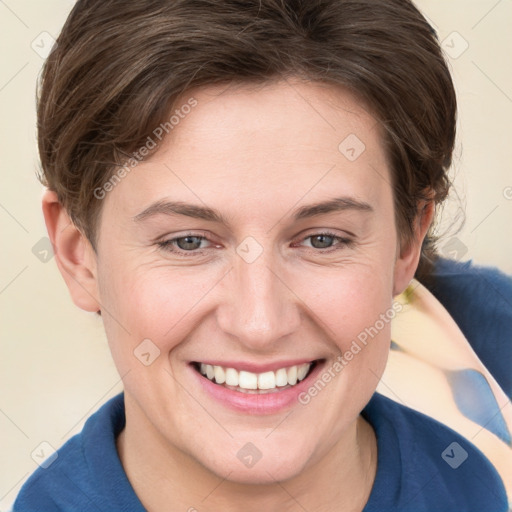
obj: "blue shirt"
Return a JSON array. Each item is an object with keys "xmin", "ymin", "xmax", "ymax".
[
  {"xmin": 429, "ymin": 258, "xmax": 512, "ymax": 399},
  {"xmin": 12, "ymin": 392, "xmax": 508, "ymax": 511}
]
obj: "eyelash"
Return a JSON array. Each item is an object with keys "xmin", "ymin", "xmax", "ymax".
[{"xmin": 156, "ymin": 231, "xmax": 353, "ymax": 257}]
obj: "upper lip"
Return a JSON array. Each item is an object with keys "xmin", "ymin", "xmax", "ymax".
[{"xmin": 192, "ymin": 359, "xmax": 320, "ymax": 373}]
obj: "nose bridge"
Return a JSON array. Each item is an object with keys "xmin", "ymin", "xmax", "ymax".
[{"xmin": 217, "ymin": 241, "xmax": 300, "ymax": 348}]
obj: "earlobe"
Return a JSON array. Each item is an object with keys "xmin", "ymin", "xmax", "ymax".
[
  {"xmin": 42, "ymin": 189, "xmax": 101, "ymax": 312},
  {"xmin": 393, "ymin": 200, "xmax": 435, "ymax": 296}
]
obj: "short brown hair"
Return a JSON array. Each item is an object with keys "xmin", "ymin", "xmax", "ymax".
[{"xmin": 37, "ymin": 0, "xmax": 456, "ymax": 281}]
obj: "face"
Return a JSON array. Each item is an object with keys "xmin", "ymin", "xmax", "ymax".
[{"xmin": 92, "ymin": 79, "xmax": 408, "ymax": 484}]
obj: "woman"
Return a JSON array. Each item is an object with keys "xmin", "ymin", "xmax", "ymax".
[{"xmin": 12, "ymin": 0, "xmax": 509, "ymax": 510}]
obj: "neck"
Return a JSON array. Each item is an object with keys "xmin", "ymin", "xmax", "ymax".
[{"xmin": 117, "ymin": 396, "xmax": 377, "ymax": 512}]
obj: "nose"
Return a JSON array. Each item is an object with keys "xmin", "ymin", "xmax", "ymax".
[{"xmin": 216, "ymin": 245, "xmax": 302, "ymax": 351}]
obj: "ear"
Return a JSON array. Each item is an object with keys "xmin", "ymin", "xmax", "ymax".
[
  {"xmin": 42, "ymin": 189, "xmax": 100, "ymax": 312},
  {"xmin": 393, "ymin": 200, "xmax": 435, "ymax": 296}
]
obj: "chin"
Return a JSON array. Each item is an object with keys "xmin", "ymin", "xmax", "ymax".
[
  {"xmin": 192, "ymin": 437, "xmax": 314, "ymax": 486},
  {"xmin": 210, "ymin": 458, "xmax": 306, "ymax": 486}
]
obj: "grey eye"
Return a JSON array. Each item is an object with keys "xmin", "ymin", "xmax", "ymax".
[
  {"xmin": 309, "ymin": 234, "xmax": 335, "ymax": 249},
  {"xmin": 175, "ymin": 236, "xmax": 204, "ymax": 250}
]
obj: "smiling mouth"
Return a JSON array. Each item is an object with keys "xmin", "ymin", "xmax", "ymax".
[{"xmin": 192, "ymin": 360, "xmax": 319, "ymax": 394}]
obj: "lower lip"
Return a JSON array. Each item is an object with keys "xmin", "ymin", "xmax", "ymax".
[{"xmin": 190, "ymin": 362, "xmax": 324, "ymax": 415}]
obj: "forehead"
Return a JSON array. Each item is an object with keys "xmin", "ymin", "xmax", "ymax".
[
  {"xmin": 104, "ymin": 79, "xmax": 392, "ymax": 222},
  {"xmin": 170, "ymin": 79, "xmax": 382, "ymax": 157}
]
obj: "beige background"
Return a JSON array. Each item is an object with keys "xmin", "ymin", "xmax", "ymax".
[{"xmin": 1, "ymin": 0, "xmax": 511, "ymax": 508}]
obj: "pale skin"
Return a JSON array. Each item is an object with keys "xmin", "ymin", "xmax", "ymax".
[{"xmin": 43, "ymin": 79, "xmax": 434, "ymax": 511}]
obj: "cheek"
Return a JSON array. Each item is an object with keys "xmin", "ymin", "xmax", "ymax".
[
  {"xmin": 302, "ymin": 261, "xmax": 394, "ymax": 341},
  {"xmin": 97, "ymin": 261, "xmax": 221, "ymax": 359},
  {"xmin": 292, "ymin": 255, "xmax": 395, "ymax": 385}
]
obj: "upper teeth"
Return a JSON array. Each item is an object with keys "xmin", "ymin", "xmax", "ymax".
[{"xmin": 199, "ymin": 363, "xmax": 312, "ymax": 390}]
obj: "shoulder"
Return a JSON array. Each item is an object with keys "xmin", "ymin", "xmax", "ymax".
[
  {"xmin": 431, "ymin": 256, "xmax": 512, "ymax": 293},
  {"xmin": 12, "ymin": 393, "xmax": 142, "ymax": 512},
  {"xmin": 429, "ymin": 257, "xmax": 512, "ymax": 314},
  {"xmin": 12, "ymin": 431, "xmax": 92, "ymax": 512},
  {"xmin": 430, "ymin": 257, "xmax": 512, "ymax": 320},
  {"xmin": 428, "ymin": 257, "xmax": 512, "ymax": 398},
  {"xmin": 363, "ymin": 392, "xmax": 508, "ymax": 511}
]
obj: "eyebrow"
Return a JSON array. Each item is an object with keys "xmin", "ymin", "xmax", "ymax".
[{"xmin": 133, "ymin": 196, "xmax": 373, "ymax": 225}]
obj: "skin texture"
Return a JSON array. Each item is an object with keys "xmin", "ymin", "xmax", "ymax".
[{"xmin": 43, "ymin": 79, "xmax": 433, "ymax": 511}]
